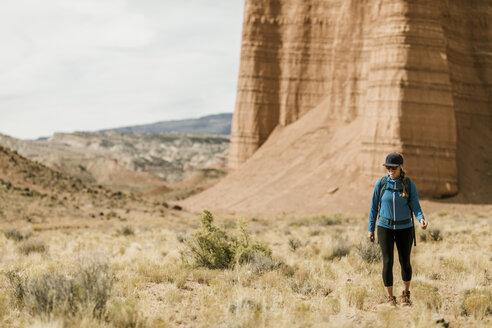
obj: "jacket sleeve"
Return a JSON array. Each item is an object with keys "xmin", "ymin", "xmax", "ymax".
[
  {"xmin": 408, "ymin": 179, "xmax": 424, "ymax": 222},
  {"xmin": 368, "ymin": 178, "xmax": 382, "ymax": 232}
]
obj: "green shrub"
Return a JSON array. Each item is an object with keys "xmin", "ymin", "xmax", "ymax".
[
  {"xmin": 356, "ymin": 240, "xmax": 381, "ymax": 263},
  {"xmin": 5, "ymin": 259, "xmax": 113, "ymax": 319},
  {"xmin": 184, "ymin": 211, "xmax": 273, "ymax": 271},
  {"xmin": 185, "ymin": 210, "xmax": 234, "ymax": 269},
  {"xmin": 232, "ymin": 219, "xmax": 272, "ymax": 265}
]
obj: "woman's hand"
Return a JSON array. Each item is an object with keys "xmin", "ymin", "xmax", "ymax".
[
  {"xmin": 368, "ymin": 231, "xmax": 375, "ymax": 243},
  {"xmin": 420, "ymin": 219, "xmax": 428, "ymax": 230}
]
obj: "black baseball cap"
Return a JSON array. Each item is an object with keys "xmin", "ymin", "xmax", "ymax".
[{"xmin": 382, "ymin": 153, "xmax": 403, "ymax": 167}]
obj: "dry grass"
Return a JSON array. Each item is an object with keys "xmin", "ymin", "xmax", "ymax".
[
  {"xmin": 0, "ymin": 208, "xmax": 490, "ymax": 327},
  {"xmin": 17, "ymin": 238, "xmax": 47, "ymax": 255}
]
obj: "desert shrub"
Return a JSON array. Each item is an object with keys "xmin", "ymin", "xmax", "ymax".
[
  {"xmin": 288, "ymin": 238, "xmax": 302, "ymax": 252},
  {"xmin": 184, "ymin": 211, "xmax": 273, "ymax": 271},
  {"xmin": 420, "ymin": 228, "xmax": 442, "ymax": 242},
  {"xmin": 118, "ymin": 225, "xmax": 134, "ymax": 236},
  {"xmin": 243, "ymin": 252, "xmax": 284, "ymax": 275},
  {"xmin": 323, "ymin": 240, "xmax": 351, "ymax": 261},
  {"xmin": 17, "ymin": 238, "xmax": 47, "ymax": 255},
  {"xmin": 356, "ymin": 240, "xmax": 381, "ymax": 263},
  {"xmin": 231, "ymin": 219, "xmax": 272, "ymax": 265},
  {"xmin": 5, "ymin": 259, "xmax": 113, "ymax": 319},
  {"xmin": 462, "ymin": 289, "xmax": 492, "ymax": 319},
  {"xmin": 4, "ymin": 228, "xmax": 32, "ymax": 242},
  {"xmin": 428, "ymin": 228, "xmax": 442, "ymax": 241},
  {"xmin": 185, "ymin": 210, "xmax": 234, "ymax": 269}
]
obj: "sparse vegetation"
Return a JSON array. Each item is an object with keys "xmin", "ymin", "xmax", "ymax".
[
  {"xmin": 118, "ymin": 225, "xmax": 135, "ymax": 236},
  {"xmin": 17, "ymin": 238, "xmax": 47, "ymax": 255},
  {"xmin": 345, "ymin": 284, "xmax": 368, "ymax": 310},
  {"xmin": 356, "ymin": 240, "xmax": 381, "ymax": 263},
  {"xmin": 5, "ymin": 259, "xmax": 112, "ymax": 319},
  {"xmin": 420, "ymin": 228, "xmax": 443, "ymax": 242},
  {"xmin": 288, "ymin": 237, "xmax": 302, "ymax": 252},
  {"xmin": 462, "ymin": 289, "xmax": 492, "ymax": 319},
  {"xmin": 322, "ymin": 239, "xmax": 351, "ymax": 261},
  {"xmin": 0, "ymin": 201, "xmax": 490, "ymax": 327},
  {"xmin": 313, "ymin": 214, "xmax": 342, "ymax": 226},
  {"xmin": 4, "ymin": 228, "xmax": 32, "ymax": 241}
]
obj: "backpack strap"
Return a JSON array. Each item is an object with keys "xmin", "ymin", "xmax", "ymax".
[
  {"xmin": 375, "ymin": 176, "xmax": 387, "ymax": 244},
  {"xmin": 377, "ymin": 176, "xmax": 388, "ymax": 220}
]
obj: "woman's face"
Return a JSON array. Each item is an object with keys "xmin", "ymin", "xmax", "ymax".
[{"xmin": 386, "ymin": 166, "xmax": 401, "ymax": 180}]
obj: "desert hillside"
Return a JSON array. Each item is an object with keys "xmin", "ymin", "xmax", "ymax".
[
  {"xmin": 0, "ymin": 149, "xmax": 490, "ymax": 327},
  {"xmin": 0, "ymin": 131, "xmax": 229, "ymax": 194}
]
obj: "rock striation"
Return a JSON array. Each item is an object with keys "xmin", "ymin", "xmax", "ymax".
[
  {"xmin": 186, "ymin": 0, "xmax": 491, "ymax": 213},
  {"xmin": 230, "ymin": 0, "xmax": 491, "ymax": 197}
]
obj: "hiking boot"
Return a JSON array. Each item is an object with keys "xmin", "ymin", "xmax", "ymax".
[
  {"xmin": 387, "ymin": 295, "xmax": 397, "ymax": 307},
  {"xmin": 399, "ymin": 290, "xmax": 411, "ymax": 306}
]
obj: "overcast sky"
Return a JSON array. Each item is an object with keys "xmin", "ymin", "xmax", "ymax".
[{"xmin": 0, "ymin": 0, "xmax": 243, "ymax": 139}]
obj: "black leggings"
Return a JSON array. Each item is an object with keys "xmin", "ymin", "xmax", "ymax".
[{"xmin": 377, "ymin": 226, "xmax": 413, "ymax": 287}]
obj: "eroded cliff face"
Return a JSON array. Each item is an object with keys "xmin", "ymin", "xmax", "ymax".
[
  {"xmin": 229, "ymin": 0, "xmax": 491, "ymax": 198},
  {"xmin": 183, "ymin": 0, "xmax": 491, "ymax": 214}
]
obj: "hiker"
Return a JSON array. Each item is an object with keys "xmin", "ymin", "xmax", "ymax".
[{"xmin": 367, "ymin": 153, "xmax": 428, "ymax": 306}]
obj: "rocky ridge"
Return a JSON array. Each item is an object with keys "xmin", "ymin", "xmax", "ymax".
[
  {"xmin": 0, "ymin": 131, "xmax": 229, "ymax": 193},
  {"xmin": 99, "ymin": 113, "xmax": 232, "ymax": 135}
]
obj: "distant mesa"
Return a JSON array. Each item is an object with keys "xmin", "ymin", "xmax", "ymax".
[
  {"xmin": 0, "ymin": 113, "xmax": 230, "ymax": 195},
  {"xmin": 98, "ymin": 113, "xmax": 233, "ymax": 135}
]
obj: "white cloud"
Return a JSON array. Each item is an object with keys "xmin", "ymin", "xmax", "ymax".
[{"xmin": 0, "ymin": 0, "xmax": 243, "ymax": 139}]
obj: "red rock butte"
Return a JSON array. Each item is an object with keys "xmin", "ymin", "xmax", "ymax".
[{"xmin": 185, "ymin": 0, "xmax": 492, "ymax": 214}]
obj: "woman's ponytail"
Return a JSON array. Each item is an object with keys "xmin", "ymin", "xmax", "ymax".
[{"xmin": 400, "ymin": 167, "xmax": 409, "ymax": 198}]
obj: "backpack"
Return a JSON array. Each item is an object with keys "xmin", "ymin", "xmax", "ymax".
[{"xmin": 378, "ymin": 176, "xmax": 416, "ymax": 246}]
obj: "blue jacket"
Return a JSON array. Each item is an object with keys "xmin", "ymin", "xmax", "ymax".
[{"xmin": 368, "ymin": 174, "xmax": 424, "ymax": 232}]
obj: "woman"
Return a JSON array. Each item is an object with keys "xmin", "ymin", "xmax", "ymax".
[{"xmin": 367, "ymin": 153, "xmax": 428, "ymax": 306}]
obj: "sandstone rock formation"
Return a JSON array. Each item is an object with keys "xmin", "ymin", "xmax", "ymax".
[
  {"xmin": 186, "ymin": 0, "xmax": 491, "ymax": 214},
  {"xmin": 0, "ymin": 132, "xmax": 229, "ymax": 193}
]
